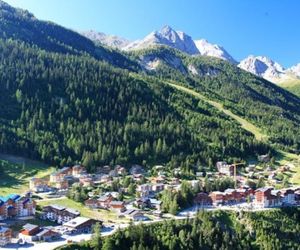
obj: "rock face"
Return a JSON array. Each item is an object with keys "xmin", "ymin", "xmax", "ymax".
[
  {"xmin": 238, "ymin": 56, "xmax": 300, "ymax": 83},
  {"xmin": 80, "ymin": 30, "xmax": 130, "ymax": 49},
  {"xmin": 288, "ymin": 63, "xmax": 300, "ymax": 78},
  {"xmin": 194, "ymin": 39, "xmax": 237, "ymax": 64},
  {"xmin": 124, "ymin": 25, "xmax": 199, "ymax": 55},
  {"xmin": 238, "ymin": 55, "xmax": 286, "ymax": 82}
]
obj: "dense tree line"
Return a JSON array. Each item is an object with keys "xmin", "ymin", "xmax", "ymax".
[
  {"xmin": 132, "ymin": 46, "xmax": 300, "ymax": 153},
  {"xmin": 0, "ymin": 39, "xmax": 267, "ymax": 169},
  {"xmin": 58, "ymin": 208, "xmax": 300, "ymax": 250}
]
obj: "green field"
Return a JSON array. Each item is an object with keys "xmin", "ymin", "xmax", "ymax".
[
  {"xmin": 277, "ymin": 78, "xmax": 300, "ymax": 97},
  {"xmin": 0, "ymin": 154, "xmax": 55, "ymax": 195},
  {"xmin": 37, "ymin": 197, "xmax": 128, "ymax": 223}
]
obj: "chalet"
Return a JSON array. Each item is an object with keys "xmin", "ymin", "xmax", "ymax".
[
  {"xmin": 85, "ymin": 198, "xmax": 99, "ymax": 209},
  {"xmin": 170, "ymin": 178, "xmax": 180, "ymax": 185},
  {"xmin": 29, "ymin": 177, "xmax": 50, "ymax": 192},
  {"xmin": 209, "ymin": 191, "xmax": 224, "ymax": 205},
  {"xmin": 97, "ymin": 194, "xmax": 114, "ymax": 209},
  {"xmin": 115, "ymin": 165, "xmax": 126, "ymax": 175},
  {"xmin": 194, "ymin": 192, "xmax": 212, "ymax": 207},
  {"xmin": 72, "ymin": 165, "xmax": 85, "ymax": 177},
  {"xmin": 54, "ymin": 179, "xmax": 69, "ymax": 190},
  {"xmin": 36, "ymin": 227, "xmax": 61, "ymax": 242},
  {"xmin": 109, "ymin": 201, "xmax": 126, "ymax": 212},
  {"xmin": 149, "ymin": 198, "xmax": 162, "ymax": 210},
  {"xmin": 50, "ymin": 167, "xmax": 72, "ymax": 183},
  {"xmin": 137, "ymin": 184, "xmax": 152, "ymax": 196},
  {"xmin": 152, "ymin": 183, "xmax": 165, "ymax": 192},
  {"xmin": 216, "ymin": 162, "xmax": 234, "ymax": 176},
  {"xmin": 0, "ymin": 226, "xmax": 12, "ymax": 247},
  {"xmin": 135, "ymin": 198, "xmax": 150, "ymax": 209},
  {"xmin": 100, "ymin": 174, "xmax": 112, "ymax": 183},
  {"xmin": 152, "ymin": 176, "xmax": 166, "ymax": 184},
  {"xmin": 63, "ymin": 217, "xmax": 102, "ymax": 234},
  {"xmin": 19, "ymin": 224, "xmax": 60, "ymax": 243},
  {"xmin": 0, "ymin": 194, "xmax": 36, "ymax": 219},
  {"xmin": 130, "ymin": 165, "xmax": 145, "ymax": 175},
  {"xmin": 42, "ymin": 205, "xmax": 80, "ymax": 224},
  {"xmin": 254, "ymin": 187, "xmax": 281, "ymax": 208},
  {"xmin": 79, "ymin": 176, "xmax": 94, "ymax": 187},
  {"xmin": 133, "ymin": 174, "xmax": 144, "ymax": 182},
  {"xmin": 19, "ymin": 223, "xmax": 40, "ymax": 243},
  {"xmin": 280, "ymin": 189, "xmax": 295, "ymax": 205},
  {"xmin": 123, "ymin": 209, "xmax": 148, "ymax": 221}
]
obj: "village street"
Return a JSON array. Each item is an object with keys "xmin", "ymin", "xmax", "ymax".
[{"xmin": 3, "ymin": 203, "xmax": 290, "ymax": 250}]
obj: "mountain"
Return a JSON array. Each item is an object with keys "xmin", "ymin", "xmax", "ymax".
[
  {"xmin": 124, "ymin": 25, "xmax": 236, "ymax": 63},
  {"xmin": 288, "ymin": 63, "xmax": 300, "ymax": 77},
  {"xmin": 0, "ymin": 0, "xmax": 300, "ymax": 169},
  {"xmin": 0, "ymin": 0, "xmax": 139, "ymax": 71},
  {"xmin": 238, "ymin": 56, "xmax": 300, "ymax": 97},
  {"xmin": 131, "ymin": 46, "xmax": 300, "ymax": 152},
  {"xmin": 124, "ymin": 25, "xmax": 199, "ymax": 55},
  {"xmin": 0, "ymin": 0, "xmax": 95, "ymax": 55},
  {"xmin": 238, "ymin": 55, "xmax": 286, "ymax": 82},
  {"xmin": 80, "ymin": 30, "xmax": 130, "ymax": 49},
  {"xmin": 194, "ymin": 39, "xmax": 237, "ymax": 63}
]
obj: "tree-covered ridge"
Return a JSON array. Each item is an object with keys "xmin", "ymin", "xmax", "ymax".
[
  {"xmin": 0, "ymin": 0, "xmax": 140, "ymax": 71},
  {"xmin": 132, "ymin": 46, "xmax": 300, "ymax": 152},
  {"xmin": 58, "ymin": 208, "xmax": 300, "ymax": 250},
  {"xmin": 0, "ymin": 39, "xmax": 267, "ymax": 168}
]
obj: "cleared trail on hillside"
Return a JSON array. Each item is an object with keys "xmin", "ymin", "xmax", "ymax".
[{"xmin": 166, "ymin": 81, "xmax": 268, "ymax": 141}]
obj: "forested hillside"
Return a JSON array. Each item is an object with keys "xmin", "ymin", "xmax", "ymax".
[
  {"xmin": 0, "ymin": 40, "xmax": 268, "ymax": 168},
  {"xmin": 131, "ymin": 46, "xmax": 300, "ymax": 152},
  {"xmin": 58, "ymin": 208, "xmax": 300, "ymax": 250},
  {"xmin": 0, "ymin": 0, "xmax": 139, "ymax": 70},
  {"xmin": 0, "ymin": 0, "xmax": 300, "ymax": 169}
]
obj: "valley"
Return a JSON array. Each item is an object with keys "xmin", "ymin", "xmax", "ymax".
[{"xmin": 0, "ymin": 1, "xmax": 299, "ymax": 250}]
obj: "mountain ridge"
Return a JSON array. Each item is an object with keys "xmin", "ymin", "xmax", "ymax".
[{"xmin": 0, "ymin": 0, "xmax": 300, "ymax": 168}]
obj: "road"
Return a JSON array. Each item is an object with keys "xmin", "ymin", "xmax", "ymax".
[{"xmin": 3, "ymin": 204, "xmax": 294, "ymax": 250}]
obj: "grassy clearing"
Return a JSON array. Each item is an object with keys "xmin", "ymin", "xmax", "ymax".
[
  {"xmin": 164, "ymin": 81, "xmax": 300, "ymax": 185},
  {"xmin": 166, "ymin": 82, "xmax": 268, "ymax": 141},
  {"xmin": 0, "ymin": 154, "xmax": 55, "ymax": 196},
  {"xmin": 277, "ymin": 78, "xmax": 300, "ymax": 97},
  {"xmin": 37, "ymin": 197, "xmax": 128, "ymax": 223}
]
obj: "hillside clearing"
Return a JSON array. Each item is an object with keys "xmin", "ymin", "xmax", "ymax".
[
  {"xmin": 37, "ymin": 197, "xmax": 128, "ymax": 223},
  {"xmin": 0, "ymin": 154, "xmax": 54, "ymax": 195},
  {"xmin": 166, "ymin": 81, "xmax": 268, "ymax": 141}
]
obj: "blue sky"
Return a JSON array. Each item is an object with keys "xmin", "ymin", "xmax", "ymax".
[{"xmin": 4, "ymin": 0, "xmax": 300, "ymax": 67}]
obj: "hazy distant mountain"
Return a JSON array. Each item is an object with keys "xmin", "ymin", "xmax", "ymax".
[
  {"xmin": 81, "ymin": 30, "xmax": 130, "ymax": 49},
  {"xmin": 124, "ymin": 25, "xmax": 199, "ymax": 55},
  {"xmin": 194, "ymin": 39, "xmax": 237, "ymax": 63}
]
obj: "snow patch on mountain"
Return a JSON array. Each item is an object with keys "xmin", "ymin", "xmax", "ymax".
[{"xmin": 194, "ymin": 39, "xmax": 237, "ymax": 63}]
